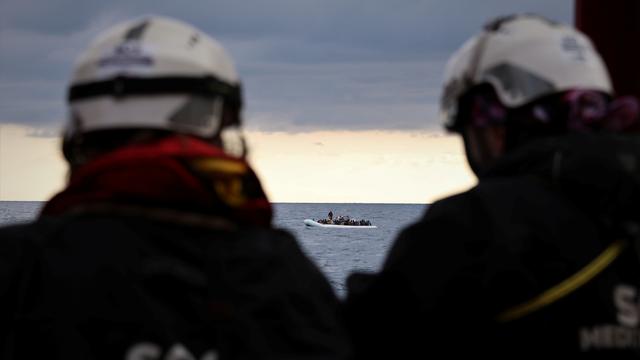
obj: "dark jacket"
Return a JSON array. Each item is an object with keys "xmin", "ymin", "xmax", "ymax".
[
  {"xmin": 0, "ymin": 137, "xmax": 350, "ymax": 359},
  {"xmin": 346, "ymin": 134, "xmax": 640, "ymax": 358}
]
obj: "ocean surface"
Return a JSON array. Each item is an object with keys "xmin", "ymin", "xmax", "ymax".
[{"xmin": 0, "ymin": 201, "xmax": 427, "ymax": 296}]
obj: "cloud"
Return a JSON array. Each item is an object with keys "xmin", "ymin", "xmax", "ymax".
[
  {"xmin": 0, "ymin": 0, "xmax": 573, "ymax": 131},
  {"xmin": 0, "ymin": 11, "xmax": 129, "ymax": 126},
  {"xmin": 241, "ymin": 60, "xmax": 444, "ymax": 131},
  {"xmin": 26, "ymin": 126, "xmax": 62, "ymax": 138},
  {"xmin": 1, "ymin": 0, "xmax": 572, "ymax": 60}
]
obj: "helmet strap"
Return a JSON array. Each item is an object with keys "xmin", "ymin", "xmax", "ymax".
[{"xmin": 463, "ymin": 122, "xmax": 507, "ymax": 177}]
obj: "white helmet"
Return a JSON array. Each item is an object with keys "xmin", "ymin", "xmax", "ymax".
[
  {"xmin": 66, "ymin": 15, "xmax": 241, "ymax": 140},
  {"xmin": 440, "ymin": 14, "xmax": 612, "ymax": 131}
]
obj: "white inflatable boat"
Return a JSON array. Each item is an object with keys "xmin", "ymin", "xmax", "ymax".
[{"xmin": 303, "ymin": 219, "xmax": 377, "ymax": 229}]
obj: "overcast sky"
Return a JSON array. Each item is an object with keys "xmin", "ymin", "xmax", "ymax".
[{"xmin": 0, "ymin": 0, "xmax": 573, "ymax": 133}]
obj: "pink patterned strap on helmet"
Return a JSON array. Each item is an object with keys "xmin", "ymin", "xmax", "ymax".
[{"xmin": 564, "ymin": 90, "xmax": 639, "ymax": 133}]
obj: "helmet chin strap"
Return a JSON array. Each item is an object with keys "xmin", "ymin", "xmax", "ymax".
[
  {"xmin": 463, "ymin": 124, "xmax": 506, "ymax": 177},
  {"xmin": 208, "ymin": 104, "xmax": 247, "ymax": 158},
  {"xmin": 209, "ymin": 127, "xmax": 248, "ymax": 159}
]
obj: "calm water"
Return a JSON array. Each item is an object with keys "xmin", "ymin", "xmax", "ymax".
[{"xmin": 0, "ymin": 201, "xmax": 427, "ymax": 296}]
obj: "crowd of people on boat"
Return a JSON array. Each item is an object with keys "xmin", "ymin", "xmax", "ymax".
[{"xmin": 316, "ymin": 211, "xmax": 373, "ymax": 226}]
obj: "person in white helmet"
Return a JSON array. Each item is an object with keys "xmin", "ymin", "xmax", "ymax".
[
  {"xmin": 0, "ymin": 16, "xmax": 350, "ymax": 359},
  {"xmin": 345, "ymin": 14, "xmax": 640, "ymax": 358}
]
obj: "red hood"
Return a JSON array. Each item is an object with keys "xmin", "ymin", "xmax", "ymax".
[{"xmin": 42, "ymin": 136, "xmax": 272, "ymax": 227}]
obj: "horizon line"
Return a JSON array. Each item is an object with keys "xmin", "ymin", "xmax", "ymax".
[
  {"xmin": 0, "ymin": 199, "xmax": 431, "ymax": 205},
  {"xmin": 272, "ymin": 201, "xmax": 430, "ymax": 205}
]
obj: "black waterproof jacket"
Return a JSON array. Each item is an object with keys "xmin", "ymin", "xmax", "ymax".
[
  {"xmin": 346, "ymin": 134, "xmax": 640, "ymax": 358},
  {"xmin": 0, "ymin": 211, "xmax": 350, "ymax": 359}
]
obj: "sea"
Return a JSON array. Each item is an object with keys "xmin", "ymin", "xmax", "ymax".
[{"xmin": 0, "ymin": 201, "xmax": 427, "ymax": 297}]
